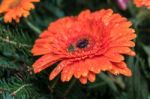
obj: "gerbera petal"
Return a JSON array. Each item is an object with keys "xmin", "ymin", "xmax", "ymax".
[
  {"xmin": 110, "ymin": 41, "xmax": 135, "ymax": 47},
  {"xmin": 79, "ymin": 77, "xmax": 87, "ymax": 84},
  {"xmin": 73, "ymin": 62, "xmax": 82, "ymax": 78},
  {"xmin": 73, "ymin": 60, "xmax": 88, "ymax": 78},
  {"xmin": 33, "ymin": 54, "xmax": 61, "ymax": 73},
  {"xmin": 126, "ymin": 50, "xmax": 136, "ymax": 56},
  {"xmin": 87, "ymin": 72, "xmax": 96, "ymax": 83},
  {"xmin": 49, "ymin": 60, "xmax": 71, "ymax": 80},
  {"xmin": 80, "ymin": 61, "xmax": 89, "ymax": 77},
  {"xmin": 87, "ymin": 57, "xmax": 112, "ymax": 73},
  {"xmin": 39, "ymin": 30, "xmax": 52, "ymax": 38},
  {"xmin": 104, "ymin": 52, "xmax": 124, "ymax": 62},
  {"xmin": 106, "ymin": 47, "xmax": 132, "ymax": 55},
  {"xmin": 4, "ymin": 11, "xmax": 14, "ymax": 22},
  {"xmin": 78, "ymin": 10, "xmax": 91, "ymax": 20},
  {"xmin": 32, "ymin": 43, "xmax": 52, "ymax": 56},
  {"xmin": 88, "ymin": 59, "xmax": 101, "ymax": 74},
  {"xmin": 32, "ymin": 48, "xmax": 51, "ymax": 56},
  {"xmin": 22, "ymin": 2, "xmax": 35, "ymax": 10},
  {"xmin": 35, "ymin": 37, "xmax": 53, "ymax": 44},
  {"xmin": 61, "ymin": 65, "xmax": 74, "ymax": 82},
  {"xmin": 115, "ymin": 34, "xmax": 137, "ymax": 42},
  {"xmin": 109, "ymin": 62, "xmax": 132, "ymax": 76},
  {"xmin": 110, "ymin": 29, "xmax": 136, "ymax": 42}
]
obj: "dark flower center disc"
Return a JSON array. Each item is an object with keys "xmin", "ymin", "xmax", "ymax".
[{"xmin": 76, "ymin": 38, "xmax": 89, "ymax": 49}]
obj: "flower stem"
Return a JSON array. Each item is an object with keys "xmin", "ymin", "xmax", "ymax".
[
  {"xmin": 11, "ymin": 84, "xmax": 32, "ymax": 96},
  {"xmin": 48, "ymin": 77, "xmax": 59, "ymax": 93},
  {"xmin": 24, "ymin": 19, "xmax": 41, "ymax": 35},
  {"xmin": 51, "ymin": 77, "xmax": 59, "ymax": 89},
  {"xmin": 0, "ymin": 36, "xmax": 31, "ymax": 48},
  {"xmin": 63, "ymin": 78, "xmax": 77, "ymax": 97},
  {"xmin": 128, "ymin": 0, "xmax": 136, "ymax": 17}
]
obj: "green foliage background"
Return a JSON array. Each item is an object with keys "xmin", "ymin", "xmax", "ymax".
[{"xmin": 0, "ymin": 0, "xmax": 150, "ymax": 99}]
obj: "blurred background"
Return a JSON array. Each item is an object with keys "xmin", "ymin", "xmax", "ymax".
[{"xmin": 0, "ymin": 0, "xmax": 150, "ymax": 99}]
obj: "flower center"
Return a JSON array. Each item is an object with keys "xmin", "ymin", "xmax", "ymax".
[
  {"xmin": 67, "ymin": 38, "xmax": 89, "ymax": 52},
  {"xmin": 76, "ymin": 38, "xmax": 89, "ymax": 49}
]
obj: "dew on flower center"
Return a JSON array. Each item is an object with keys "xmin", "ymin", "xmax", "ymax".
[{"xmin": 76, "ymin": 38, "xmax": 89, "ymax": 49}]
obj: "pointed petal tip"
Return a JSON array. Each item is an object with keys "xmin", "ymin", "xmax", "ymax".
[
  {"xmin": 79, "ymin": 77, "xmax": 87, "ymax": 84},
  {"xmin": 124, "ymin": 69, "xmax": 132, "ymax": 77},
  {"xmin": 49, "ymin": 73, "xmax": 56, "ymax": 80},
  {"xmin": 33, "ymin": 67, "xmax": 40, "ymax": 74}
]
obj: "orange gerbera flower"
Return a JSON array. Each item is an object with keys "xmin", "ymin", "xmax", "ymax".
[
  {"xmin": 0, "ymin": 0, "xmax": 39, "ymax": 23},
  {"xmin": 134, "ymin": 0, "xmax": 150, "ymax": 9},
  {"xmin": 32, "ymin": 9, "xmax": 136, "ymax": 84}
]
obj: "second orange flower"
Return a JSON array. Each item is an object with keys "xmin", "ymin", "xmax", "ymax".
[
  {"xmin": 0, "ymin": 0, "xmax": 39, "ymax": 23},
  {"xmin": 134, "ymin": 0, "xmax": 150, "ymax": 9}
]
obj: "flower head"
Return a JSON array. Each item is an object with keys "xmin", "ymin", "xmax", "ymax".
[
  {"xmin": 32, "ymin": 9, "xmax": 136, "ymax": 84},
  {"xmin": 0, "ymin": 0, "xmax": 39, "ymax": 23},
  {"xmin": 134, "ymin": 0, "xmax": 150, "ymax": 9}
]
